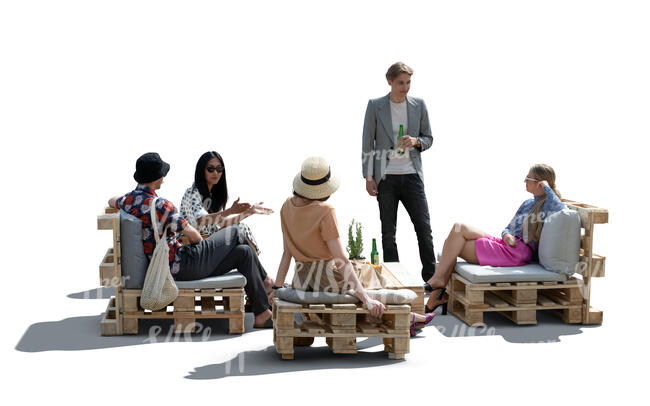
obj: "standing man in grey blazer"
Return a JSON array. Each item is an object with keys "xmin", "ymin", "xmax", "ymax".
[{"xmin": 361, "ymin": 62, "xmax": 436, "ymax": 282}]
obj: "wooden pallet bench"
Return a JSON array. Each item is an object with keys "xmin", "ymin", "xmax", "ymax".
[
  {"xmin": 272, "ymin": 298, "xmax": 411, "ymax": 360},
  {"xmin": 448, "ymin": 274, "xmax": 585, "ymax": 325},
  {"xmin": 101, "ymin": 287, "xmax": 245, "ymax": 335},
  {"xmin": 98, "ymin": 207, "xmax": 246, "ymax": 335},
  {"xmin": 447, "ymin": 199, "xmax": 608, "ymax": 326}
]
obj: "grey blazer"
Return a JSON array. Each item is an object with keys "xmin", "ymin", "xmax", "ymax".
[{"xmin": 361, "ymin": 94, "xmax": 433, "ymax": 185}]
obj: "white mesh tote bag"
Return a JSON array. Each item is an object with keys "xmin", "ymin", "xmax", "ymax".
[{"xmin": 140, "ymin": 197, "xmax": 179, "ymax": 311}]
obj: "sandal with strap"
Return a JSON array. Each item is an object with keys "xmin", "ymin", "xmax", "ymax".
[
  {"xmin": 409, "ymin": 314, "xmax": 418, "ymax": 337},
  {"xmin": 414, "ymin": 313, "xmax": 435, "ymax": 330},
  {"xmin": 410, "ymin": 312, "xmax": 436, "ymax": 336},
  {"xmin": 425, "ymin": 287, "xmax": 448, "ymax": 315}
]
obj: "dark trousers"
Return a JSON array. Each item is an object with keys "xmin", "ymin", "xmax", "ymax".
[
  {"xmin": 176, "ymin": 225, "xmax": 269, "ymax": 315},
  {"xmin": 377, "ymin": 174, "xmax": 436, "ymax": 281}
]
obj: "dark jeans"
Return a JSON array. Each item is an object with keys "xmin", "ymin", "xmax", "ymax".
[
  {"xmin": 377, "ymin": 174, "xmax": 436, "ymax": 281},
  {"xmin": 176, "ymin": 225, "xmax": 269, "ymax": 316}
]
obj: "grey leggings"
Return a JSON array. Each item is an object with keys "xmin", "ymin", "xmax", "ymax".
[{"xmin": 176, "ymin": 225, "xmax": 269, "ymax": 315}]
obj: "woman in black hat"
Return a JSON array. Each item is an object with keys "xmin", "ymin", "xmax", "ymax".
[{"xmin": 109, "ymin": 152, "xmax": 274, "ymax": 328}]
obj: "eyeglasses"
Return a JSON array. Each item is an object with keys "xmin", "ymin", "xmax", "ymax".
[
  {"xmin": 206, "ymin": 165, "xmax": 224, "ymax": 173},
  {"xmin": 524, "ymin": 177, "xmax": 539, "ymax": 182}
]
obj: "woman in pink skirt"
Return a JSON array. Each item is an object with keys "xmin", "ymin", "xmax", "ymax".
[{"xmin": 424, "ymin": 164, "xmax": 566, "ymax": 314}]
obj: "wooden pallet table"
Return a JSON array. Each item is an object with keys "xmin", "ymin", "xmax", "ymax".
[
  {"xmin": 98, "ymin": 207, "xmax": 246, "ymax": 335},
  {"xmin": 381, "ymin": 262, "xmax": 425, "ymax": 315},
  {"xmin": 272, "ymin": 298, "xmax": 411, "ymax": 360},
  {"xmin": 447, "ymin": 199, "xmax": 607, "ymax": 326}
]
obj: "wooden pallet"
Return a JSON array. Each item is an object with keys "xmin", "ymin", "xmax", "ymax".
[
  {"xmin": 101, "ymin": 297, "xmax": 119, "ymax": 336},
  {"xmin": 448, "ymin": 273, "xmax": 590, "ymax": 325},
  {"xmin": 272, "ymin": 298, "xmax": 411, "ymax": 360},
  {"xmin": 448, "ymin": 199, "xmax": 607, "ymax": 326},
  {"xmin": 98, "ymin": 207, "xmax": 246, "ymax": 336}
]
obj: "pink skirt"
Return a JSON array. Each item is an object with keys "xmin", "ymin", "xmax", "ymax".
[{"xmin": 474, "ymin": 234, "xmax": 533, "ymax": 267}]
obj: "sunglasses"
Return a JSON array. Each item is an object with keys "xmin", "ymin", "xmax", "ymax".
[
  {"xmin": 524, "ymin": 177, "xmax": 539, "ymax": 182},
  {"xmin": 206, "ymin": 165, "xmax": 224, "ymax": 173}
]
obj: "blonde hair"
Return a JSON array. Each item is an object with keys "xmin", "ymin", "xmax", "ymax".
[
  {"xmin": 530, "ymin": 163, "xmax": 561, "ymax": 198},
  {"xmin": 386, "ymin": 62, "xmax": 414, "ymax": 81},
  {"xmin": 524, "ymin": 163, "xmax": 561, "ymax": 243}
]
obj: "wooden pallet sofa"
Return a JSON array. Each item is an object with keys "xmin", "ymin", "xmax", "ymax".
[
  {"xmin": 98, "ymin": 207, "xmax": 247, "ymax": 336},
  {"xmin": 272, "ymin": 288, "xmax": 416, "ymax": 360},
  {"xmin": 448, "ymin": 199, "xmax": 608, "ymax": 326}
]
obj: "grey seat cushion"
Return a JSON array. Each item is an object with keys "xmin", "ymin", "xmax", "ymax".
[
  {"xmin": 455, "ymin": 261, "xmax": 568, "ymax": 284},
  {"xmin": 274, "ymin": 288, "xmax": 416, "ymax": 305},
  {"xmin": 175, "ymin": 271, "xmax": 247, "ymax": 289},
  {"xmin": 119, "ymin": 210, "xmax": 246, "ymax": 290},
  {"xmin": 119, "ymin": 210, "xmax": 148, "ymax": 289}
]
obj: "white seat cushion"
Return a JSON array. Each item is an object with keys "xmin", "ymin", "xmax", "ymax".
[{"xmin": 455, "ymin": 261, "xmax": 568, "ymax": 284}]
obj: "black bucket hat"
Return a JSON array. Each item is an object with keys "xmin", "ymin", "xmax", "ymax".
[{"xmin": 133, "ymin": 152, "xmax": 170, "ymax": 183}]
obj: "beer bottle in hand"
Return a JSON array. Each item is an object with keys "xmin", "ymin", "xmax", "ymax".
[{"xmin": 397, "ymin": 124, "xmax": 405, "ymax": 155}]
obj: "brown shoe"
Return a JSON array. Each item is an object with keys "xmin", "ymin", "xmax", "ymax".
[
  {"xmin": 293, "ymin": 337, "xmax": 314, "ymax": 346},
  {"xmin": 253, "ymin": 316, "xmax": 274, "ymax": 329}
]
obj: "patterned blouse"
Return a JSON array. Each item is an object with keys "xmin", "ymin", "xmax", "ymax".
[
  {"xmin": 180, "ymin": 185, "xmax": 261, "ymax": 254},
  {"xmin": 116, "ymin": 185, "xmax": 188, "ymax": 274},
  {"xmin": 180, "ymin": 185, "xmax": 220, "ymax": 236},
  {"xmin": 501, "ymin": 185, "xmax": 566, "ymax": 248}
]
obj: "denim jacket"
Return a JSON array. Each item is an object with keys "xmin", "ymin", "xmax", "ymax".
[{"xmin": 501, "ymin": 185, "xmax": 565, "ymax": 248}]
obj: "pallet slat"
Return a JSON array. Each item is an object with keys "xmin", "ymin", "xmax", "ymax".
[{"xmin": 273, "ymin": 298, "xmax": 410, "ymax": 360}]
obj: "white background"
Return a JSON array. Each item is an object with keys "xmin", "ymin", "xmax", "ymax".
[{"xmin": 2, "ymin": 0, "xmax": 648, "ymax": 404}]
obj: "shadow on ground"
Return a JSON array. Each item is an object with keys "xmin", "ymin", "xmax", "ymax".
[
  {"xmin": 15, "ymin": 314, "xmax": 258, "ymax": 352},
  {"xmin": 18, "ymin": 288, "xmax": 600, "ymax": 359},
  {"xmin": 67, "ymin": 287, "xmax": 115, "ymax": 300},
  {"xmin": 185, "ymin": 337, "xmax": 399, "ymax": 380},
  {"xmin": 424, "ymin": 298, "xmax": 600, "ymax": 343}
]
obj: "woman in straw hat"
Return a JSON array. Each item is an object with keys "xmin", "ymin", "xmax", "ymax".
[{"xmin": 271, "ymin": 157, "xmax": 434, "ymax": 334}]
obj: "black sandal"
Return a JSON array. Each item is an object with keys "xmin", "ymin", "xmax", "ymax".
[{"xmin": 425, "ymin": 287, "xmax": 448, "ymax": 315}]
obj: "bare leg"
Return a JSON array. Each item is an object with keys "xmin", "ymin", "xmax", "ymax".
[
  {"xmin": 425, "ymin": 223, "xmax": 484, "ymax": 309},
  {"xmin": 245, "ymin": 236, "xmax": 275, "ymax": 292},
  {"xmin": 412, "ymin": 312, "xmax": 428, "ymax": 323},
  {"xmin": 263, "ymin": 276, "xmax": 275, "ymax": 294}
]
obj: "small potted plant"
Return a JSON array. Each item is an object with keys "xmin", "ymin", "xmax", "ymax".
[{"xmin": 346, "ymin": 219, "xmax": 365, "ymax": 262}]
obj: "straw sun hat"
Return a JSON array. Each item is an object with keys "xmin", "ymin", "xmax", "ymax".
[{"xmin": 293, "ymin": 156, "xmax": 340, "ymax": 200}]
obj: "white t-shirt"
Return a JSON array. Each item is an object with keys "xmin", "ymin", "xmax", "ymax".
[{"xmin": 385, "ymin": 99, "xmax": 417, "ymax": 175}]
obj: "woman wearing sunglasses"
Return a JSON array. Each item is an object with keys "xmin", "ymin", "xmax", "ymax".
[
  {"xmin": 180, "ymin": 151, "xmax": 276, "ymax": 297},
  {"xmin": 423, "ymin": 164, "xmax": 566, "ymax": 314}
]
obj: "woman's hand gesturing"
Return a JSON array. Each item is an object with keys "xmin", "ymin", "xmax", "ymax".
[
  {"xmin": 246, "ymin": 202, "xmax": 274, "ymax": 216},
  {"xmin": 229, "ymin": 197, "xmax": 251, "ymax": 214}
]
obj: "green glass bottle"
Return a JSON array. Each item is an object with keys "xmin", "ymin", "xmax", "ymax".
[
  {"xmin": 371, "ymin": 238, "xmax": 379, "ymax": 265},
  {"xmin": 397, "ymin": 124, "xmax": 405, "ymax": 155}
]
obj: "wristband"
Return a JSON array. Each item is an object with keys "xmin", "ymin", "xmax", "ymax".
[{"xmin": 271, "ymin": 285, "xmax": 283, "ymax": 290}]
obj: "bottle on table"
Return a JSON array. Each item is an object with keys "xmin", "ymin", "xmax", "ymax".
[{"xmin": 371, "ymin": 238, "xmax": 379, "ymax": 266}]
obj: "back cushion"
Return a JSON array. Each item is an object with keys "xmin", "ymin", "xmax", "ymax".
[
  {"xmin": 120, "ymin": 210, "xmax": 149, "ymax": 289},
  {"xmin": 538, "ymin": 209, "xmax": 581, "ymax": 276}
]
